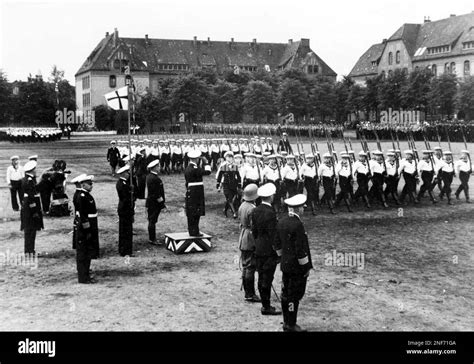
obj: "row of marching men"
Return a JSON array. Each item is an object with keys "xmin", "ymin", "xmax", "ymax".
[
  {"xmin": 107, "ymin": 135, "xmax": 293, "ymax": 175},
  {"xmin": 215, "ymin": 147, "xmax": 472, "ymax": 215}
]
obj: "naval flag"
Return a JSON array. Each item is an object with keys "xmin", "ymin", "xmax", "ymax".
[{"xmin": 104, "ymin": 86, "xmax": 129, "ymax": 110}]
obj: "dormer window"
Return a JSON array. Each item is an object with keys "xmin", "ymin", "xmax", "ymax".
[
  {"xmin": 463, "ymin": 41, "xmax": 474, "ymax": 50},
  {"xmin": 427, "ymin": 45, "xmax": 451, "ymax": 55}
]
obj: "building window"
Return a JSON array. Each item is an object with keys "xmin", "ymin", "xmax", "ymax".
[
  {"xmin": 445, "ymin": 63, "xmax": 450, "ymax": 74},
  {"xmin": 464, "ymin": 60, "xmax": 471, "ymax": 76},
  {"xmin": 462, "ymin": 41, "xmax": 474, "ymax": 50},
  {"xmin": 307, "ymin": 65, "xmax": 319, "ymax": 74},
  {"xmin": 450, "ymin": 62, "xmax": 456, "ymax": 74},
  {"xmin": 82, "ymin": 76, "xmax": 90, "ymax": 89},
  {"xmin": 109, "ymin": 75, "xmax": 116, "ymax": 88},
  {"xmin": 82, "ymin": 93, "xmax": 91, "ymax": 108},
  {"xmin": 396, "ymin": 51, "xmax": 400, "ymax": 64},
  {"xmin": 388, "ymin": 52, "xmax": 393, "ymax": 65},
  {"xmin": 113, "ymin": 59, "xmax": 121, "ymax": 70},
  {"xmin": 125, "ymin": 75, "xmax": 132, "ymax": 86},
  {"xmin": 432, "ymin": 64, "xmax": 437, "ymax": 76}
]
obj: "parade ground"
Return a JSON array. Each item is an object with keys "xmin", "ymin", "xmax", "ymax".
[{"xmin": 0, "ymin": 134, "xmax": 473, "ymax": 331}]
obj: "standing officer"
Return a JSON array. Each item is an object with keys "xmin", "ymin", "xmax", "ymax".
[
  {"xmin": 20, "ymin": 161, "xmax": 43, "ymax": 255},
  {"xmin": 275, "ymin": 194, "xmax": 312, "ymax": 332},
  {"xmin": 71, "ymin": 174, "xmax": 87, "ymax": 250},
  {"xmin": 146, "ymin": 160, "xmax": 166, "ymax": 245},
  {"xmin": 75, "ymin": 175, "xmax": 99, "ymax": 284},
  {"xmin": 251, "ymin": 183, "xmax": 281, "ymax": 316},
  {"xmin": 134, "ymin": 147, "xmax": 148, "ymax": 199},
  {"xmin": 116, "ymin": 165, "xmax": 135, "ymax": 256},
  {"xmin": 216, "ymin": 151, "xmax": 241, "ymax": 218},
  {"xmin": 277, "ymin": 132, "xmax": 293, "ymax": 154},
  {"xmin": 6, "ymin": 155, "xmax": 24, "ymax": 212},
  {"xmin": 238, "ymin": 184, "xmax": 260, "ymax": 302},
  {"xmin": 184, "ymin": 150, "xmax": 212, "ymax": 236},
  {"xmin": 107, "ymin": 141, "xmax": 121, "ymax": 176}
]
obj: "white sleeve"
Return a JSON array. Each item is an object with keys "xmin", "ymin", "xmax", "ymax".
[{"xmin": 6, "ymin": 166, "xmax": 11, "ymax": 184}]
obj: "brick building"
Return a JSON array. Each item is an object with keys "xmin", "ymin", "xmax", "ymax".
[
  {"xmin": 75, "ymin": 29, "xmax": 336, "ymax": 123},
  {"xmin": 349, "ymin": 12, "xmax": 474, "ymax": 85}
]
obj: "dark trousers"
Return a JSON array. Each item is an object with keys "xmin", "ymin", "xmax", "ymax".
[
  {"xmin": 455, "ymin": 171, "xmax": 470, "ymax": 199},
  {"xmin": 400, "ymin": 172, "xmax": 417, "ymax": 202},
  {"xmin": 110, "ymin": 162, "xmax": 118, "ymax": 175},
  {"xmin": 384, "ymin": 175, "xmax": 399, "ymax": 196},
  {"xmin": 40, "ymin": 189, "xmax": 51, "ymax": 213},
  {"xmin": 24, "ymin": 228, "xmax": 36, "ymax": 254},
  {"xmin": 321, "ymin": 176, "xmax": 335, "ymax": 205},
  {"xmin": 187, "ymin": 214, "xmax": 201, "ymax": 236},
  {"xmin": 304, "ymin": 177, "xmax": 319, "ymax": 203},
  {"xmin": 419, "ymin": 171, "xmax": 435, "ymax": 196},
  {"xmin": 285, "ymin": 179, "xmax": 298, "ymax": 198},
  {"xmin": 371, "ymin": 172, "xmax": 386, "ymax": 203},
  {"xmin": 440, "ymin": 171, "xmax": 454, "ymax": 199},
  {"xmin": 76, "ymin": 244, "xmax": 92, "ymax": 283},
  {"xmin": 136, "ymin": 175, "xmax": 146, "ymax": 199},
  {"xmin": 147, "ymin": 207, "xmax": 161, "ymax": 242},
  {"xmin": 336, "ymin": 175, "xmax": 352, "ymax": 203},
  {"xmin": 281, "ymin": 272, "xmax": 308, "ymax": 327},
  {"xmin": 223, "ymin": 188, "xmax": 238, "ymax": 213},
  {"xmin": 119, "ymin": 214, "xmax": 133, "ymax": 256},
  {"xmin": 355, "ymin": 174, "xmax": 369, "ymax": 198},
  {"xmin": 10, "ymin": 180, "xmax": 23, "ymax": 211},
  {"xmin": 241, "ymin": 250, "xmax": 257, "ymax": 298},
  {"xmin": 256, "ymin": 255, "xmax": 278, "ymax": 309}
]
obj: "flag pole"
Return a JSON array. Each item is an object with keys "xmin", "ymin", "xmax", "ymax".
[{"xmin": 127, "ymin": 75, "xmax": 133, "ymax": 205}]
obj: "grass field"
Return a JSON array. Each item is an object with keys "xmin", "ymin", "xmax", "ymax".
[{"xmin": 0, "ymin": 134, "xmax": 473, "ymax": 331}]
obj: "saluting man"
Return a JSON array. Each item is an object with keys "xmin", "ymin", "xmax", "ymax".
[
  {"xmin": 184, "ymin": 150, "xmax": 212, "ymax": 236},
  {"xmin": 116, "ymin": 165, "xmax": 136, "ymax": 256},
  {"xmin": 146, "ymin": 160, "xmax": 166, "ymax": 245},
  {"xmin": 20, "ymin": 161, "xmax": 43, "ymax": 255},
  {"xmin": 275, "ymin": 194, "xmax": 312, "ymax": 332},
  {"xmin": 75, "ymin": 175, "xmax": 100, "ymax": 284},
  {"xmin": 251, "ymin": 183, "xmax": 281, "ymax": 316}
]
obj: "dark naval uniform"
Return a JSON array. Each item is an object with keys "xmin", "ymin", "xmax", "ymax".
[
  {"xmin": 184, "ymin": 160, "xmax": 211, "ymax": 236},
  {"xmin": 251, "ymin": 202, "xmax": 279, "ymax": 312},
  {"xmin": 117, "ymin": 176, "xmax": 135, "ymax": 256},
  {"xmin": 107, "ymin": 146, "xmax": 121, "ymax": 175},
  {"xmin": 20, "ymin": 173, "xmax": 43, "ymax": 254},
  {"xmin": 216, "ymin": 162, "xmax": 241, "ymax": 216},
  {"xmin": 275, "ymin": 212, "xmax": 312, "ymax": 331},
  {"xmin": 76, "ymin": 189, "xmax": 99, "ymax": 283},
  {"xmin": 134, "ymin": 154, "xmax": 148, "ymax": 199},
  {"xmin": 146, "ymin": 171, "xmax": 166, "ymax": 242},
  {"xmin": 72, "ymin": 187, "xmax": 82, "ymax": 249}
]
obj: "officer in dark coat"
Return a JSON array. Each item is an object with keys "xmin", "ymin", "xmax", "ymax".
[
  {"xmin": 146, "ymin": 160, "xmax": 166, "ymax": 245},
  {"xmin": 71, "ymin": 174, "xmax": 87, "ymax": 250},
  {"xmin": 107, "ymin": 141, "xmax": 121, "ymax": 175},
  {"xmin": 75, "ymin": 175, "xmax": 100, "ymax": 284},
  {"xmin": 251, "ymin": 183, "xmax": 281, "ymax": 316},
  {"xmin": 134, "ymin": 148, "xmax": 148, "ymax": 199},
  {"xmin": 116, "ymin": 165, "xmax": 135, "ymax": 256},
  {"xmin": 277, "ymin": 132, "xmax": 293, "ymax": 154},
  {"xmin": 216, "ymin": 151, "xmax": 241, "ymax": 218},
  {"xmin": 275, "ymin": 194, "xmax": 313, "ymax": 332},
  {"xmin": 20, "ymin": 161, "xmax": 43, "ymax": 255},
  {"xmin": 184, "ymin": 150, "xmax": 211, "ymax": 236}
]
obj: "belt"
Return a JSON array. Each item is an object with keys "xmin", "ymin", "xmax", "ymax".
[
  {"xmin": 88, "ymin": 213, "xmax": 98, "ymax": 218},
  {"xmin": 188, "ymin": 182, "xmax": 203, "ymax": 187}
]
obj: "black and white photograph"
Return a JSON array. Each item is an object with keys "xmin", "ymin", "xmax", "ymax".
[{"xmin": 0, "ymin": 0, "xmax": 473, "ymax": 359}]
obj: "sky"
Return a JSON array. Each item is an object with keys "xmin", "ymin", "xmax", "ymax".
[{"xmin": 1, "ymin": 0, "xmax": 473, "ymax": 84}]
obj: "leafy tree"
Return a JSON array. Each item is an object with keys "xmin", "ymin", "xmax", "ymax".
[
  {"xmin": 277, "ymin": 78, "xmax": 309, "ymax": 120},
  {"xmin": 457, "ymin": 76, "xmax": 474, "ymax": 120},
  {"xmin": 364, "ymin": 74, "xmax": 382, "ymax": 120},
  {"xmin": 93, "ymin": 104, "xmax": 115, "ymax": 131},
  {"xmin": 401, "ymin": 68, "xmax": 432, "ymax": 111},
  {"xmin": 242, "ymin": 80, "xmax": 276, "ymax": 122},
  {"xmin": 347, "ymin": 84, "xmax": 366, "ymax": 121},
  {"xmin": 309, "ymin": 78, "xmax": 336, "ymax": 122},
  {"xmin": 377, "ymin": 69, "xmax": 408, "ymax": 110},
  {"xmin": 429, "ymin": 73, "xmax": 458, "ymax": 119},
  {"xmin": 333, "ymin": 76, "xmax": 353, "ymax": 122},
  {"xmin": 212, "ymin": 80, "xmax": 240, "ymax": 123},
  {"xmin": 0, "ymin": 70, "xmax": 12, "ymax": 125}
]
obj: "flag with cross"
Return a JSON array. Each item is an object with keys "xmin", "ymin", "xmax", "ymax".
[{"xmin": 104, "ymin": 86, "xmax": 129, "ymax": 110}]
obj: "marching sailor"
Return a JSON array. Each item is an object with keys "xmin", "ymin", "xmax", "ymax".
[{"xmin": 454, "ymin": 150, "xmax": 472, "ymax": 203}]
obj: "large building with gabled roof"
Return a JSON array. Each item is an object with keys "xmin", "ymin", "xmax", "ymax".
[
  {"xmin": 349, "ymin": 12, "xmax": 474, "ymax": 85},
  {"xmin": 75, "ymin": 29, "xmax": 337, "ymax": 122}
]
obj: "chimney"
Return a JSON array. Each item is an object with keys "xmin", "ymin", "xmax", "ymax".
[
  {"xmin": 288, "ymin": 39, "xmax": 293, "ymax": 45},
  {"xmin": 382, "ymin": 38, "xmax": 387, "ymax": 43},
  {"xmin": 145, "ymin": 34, "xmax": 150, "ymax": 45},
  {"xmin": 193, "ymin": 36, "xmax": 197, "ymax": 47},
  {"xmin": 207, "ymin": 37, "xmax": 211, "ymax": 46},
  {"xmin": 252, "ymin": 38, "xmax": 257, "ymax": 44},
  {"xmin": 113, "ymin": 28, "xmax": 119, "ymax": 47},
  {"xmin": 106, "ymin": 31, "xmax": 109, "ymax": 37},
  {"xmin": 424, "ymin": 16, "xmax": 431, "ymax": 23},
  {"xmin": 300, "ymin": 38, "xmax": 310, "ymax": 47}
]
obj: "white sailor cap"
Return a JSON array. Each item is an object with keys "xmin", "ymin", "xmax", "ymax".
[
  {"xmin": 404, "ymin": 150, "xmax": 413, "ymax": 155},
  {"xmin": 258, "ymin": 183, "xmax": 276, "ymax": 198},
  {"xmin": 444, "ymin": 151, "xmax": 452, "ymax": 155},
  {"xmin": 262, "ymin": 152, "xmax": 271, "ymax": 157},
  {"xmin": 224, "ymin": 151, "xmax": 234, "ymax": 158},
  {"xmin": 386, "ymin": 152, "xmax": 396, "ymax": 157},
  {"xmin": 282, "ymin": 132, "xmax": 288, "ymax": 136},
  {"xmin": 110, "ymin": 140, "xmax": 116, "ymax": 144},
  {"xmin": 245, "ymin": 153, "xmax": 257, "ymax": 158},
  {"xmin": 77, "ymin": 175, "xmax": 94, "ymax": 183},
  {"xmin": 28, "ymin": 155, "xmax": 38, "ymax": 160},
  {"xmin": 71, "ymin": 174, "xmax": 87, "ymax": 184},
  {"xmin": 358, "ymin": 151, "xmax": 367, "ymax": 157},
  {"xmin": 372, "ymin": 150, "xmax": 383, "ymax": 156},
  {"xmin": 434, "ymin": 147, "xmax": 442, "ymax": 151},
  {"xmin": 147, "ymin": 160, "xmax": 160, "ymax": 169},
  {"xmin": 234, "ymin": 154, "xmax": 243, "ymax": 159},
  {"xmin": 348, "ymin": 150, "xmax": 355, "ymax": 154},
  {"xmin": 117, "ymin": 165, "xmax": 130, "ymax": 174},
  {"xmin": 284, "ymin": 194, "xmax": 307, "ymax": 207},
  {"xmin": 24, "ymin": 161, "xmax": 37, "ymax": 172},
  {"xmin": 286, "ymin": 154, "xmax": 296, "ymax": 159},
  {"xmin": 188, "ymin": 150, "xmax": 201, "ymax": 159},
  {"xmin": 422, "ymin": 150, "xmax": 433, "ymax": 154},
  {"xmin": 323, "ymin": 152, "xmax": 332, "ymax": 158},
  {"xmin": 341, "ymin": 153, "xmax": 350, "ymax": 158},
  {"xmin": 281, "ymin": 151, "xmax": 288, "ymax": 156},
  {"xmin": 10, "ymin": 155, "xmax": 20, "ymax": 160},
  {"xmin": 460, "ymin": 150, "xmax": 470, "ymax": 154},
  {"xmin": 305, "ymin": 154, "xmax": 315, "ymax": 159}
]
